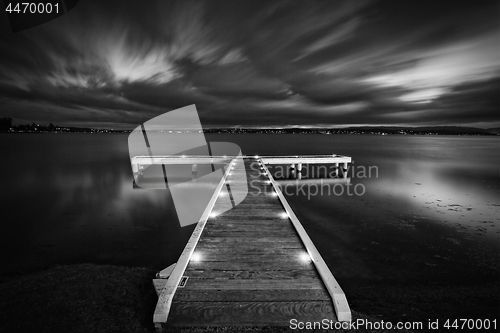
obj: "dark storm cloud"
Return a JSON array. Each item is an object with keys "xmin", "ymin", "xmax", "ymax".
[
  {"xmin": 0, "ymin": 0, "xmax": 498, "ymax": 128},
  {"xmin": 431, "ymin": 77, "xmax": 500, "ymax": 124}
]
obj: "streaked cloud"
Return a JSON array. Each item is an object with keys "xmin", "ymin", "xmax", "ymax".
[{"xmin": 0, "ymin": 0, "xmax": 498, "ymax": 128}]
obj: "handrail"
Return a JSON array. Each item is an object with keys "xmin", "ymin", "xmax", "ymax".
[
  {"xmin": 260, "ymin": 158, "xmax": 352, "ymax": 322},
  {"xmin": 153, "ymin": 158, "xmax": 234, "ymax": 330}
]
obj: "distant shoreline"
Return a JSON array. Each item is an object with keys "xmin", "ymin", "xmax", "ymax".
[{"xmin": 2, "ymin": 128, "xmax": 499, "ymax": 136}]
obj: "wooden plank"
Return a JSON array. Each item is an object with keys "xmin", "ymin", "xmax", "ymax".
[
  {"xmin": 206, "ymin": 218, "xmax": 289, "ymax": 224},
  {"xmin": 183, "ymin": 261, "xmax": 314, "ymax": 271},
  {"xmin": 195, "ymin": 241, "xmax": 304, "ymax": 249},
  {"xmin": 180, "ymin": 278, "xmax": 324, "ymax": 290},
  {"xmin": 210, "ymin": 215, "xmax": 289, "ymax": 221},
  {"xmin": 261, "ymin": 155, "xmax": 351, "ymax": 165},
  {"xmin": 166, "ymin": 301, "xmax": 335, "ymax": 326},
  {"xmin": 198, "ymin": 236, "xmax": 303, "ymax": 243},
  {"xmin": 216, "ymin": 206, "xmax": 283, "ymax": 212},
  {"xmin": 234, "ymin": 202, "xmax": 282, "ymax": 207},
  {"xmin": 190, "ymin": 247, "xmax": 306, "ymax": 255},
  {"xmin": 203, "ymin": 224, "xmax": 296, "ymax": 232},
  {"xmin": 173, "ymin": 289, "xmax": 331, "ymax": 302},
  {"xmin": 213, "ymin": 210, "xmax": 287, "ymax": 217},
  {"xmin": 201, "ymin": 228, "xmax": 293, "ymax": 233},
  {"xmin": 182, "ymin": 269, "xmax": 320, "ymax": 280},
  {"xmin": 201, "ymin": 230, "xmax": 298, "ymax": 238},
  {"xmin": 180, "ymin": 252, "xmax": 309, "ymax": 262}
]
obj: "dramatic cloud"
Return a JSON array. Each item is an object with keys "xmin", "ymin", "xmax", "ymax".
[{"xmin": 0, "ymin": 0, "xmax": 498, "ymax": 128}]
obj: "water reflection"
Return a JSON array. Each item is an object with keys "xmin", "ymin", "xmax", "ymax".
[
  {"xmin": 1, "ymin": 133, "xmax": 498, "ymax": 282},
  {"xmin": 0, "ymin": 134, "xmax": 189, "ymax": 276},
  {"xmin": 355, "ymin": 158, "xmax": 500, "ymax": 236}
]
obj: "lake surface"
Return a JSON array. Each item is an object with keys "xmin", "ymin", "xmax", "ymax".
[{"xmin": 1, "ymin": 133, "xmax": 499, "ymax": 319}]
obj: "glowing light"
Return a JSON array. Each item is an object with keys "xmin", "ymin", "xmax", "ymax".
[
  {"xmin": 300, "ymin": 252, "xmax": 311, "ymax": 263},
  {"xmin": 271, "ymin": 192, "xmax": 278, "ymax": 197},
  {"xmin": 254, "ymin": 155, "xmax": 259, "ymax": 158},
  {"xmin": 191, "ymin": 252, "xmax": 202, "ymax": 262},
  {"xmin": 280, "ymin": 212, "xmax": 289, "ymax": 219},
  {"xmin": 210, "ymin": 212, "xmax": 218, "ymax": 218},
  {"xmin": 219, "ymin": 192, "xmax": 226, "ymax": 197}
]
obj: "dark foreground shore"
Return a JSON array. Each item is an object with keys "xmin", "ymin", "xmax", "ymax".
[{"xmin": 0, "ymin": 264, "xmax": 498, "ymax": 333}]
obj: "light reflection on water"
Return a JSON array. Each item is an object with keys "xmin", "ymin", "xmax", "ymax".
[
  {"xmin": 0, "ymin": 133, "xmax": 498, "ymax": 287},
  {"xmin": 0, "ymin": 133, "xmax": 190, "ymax": 275}
]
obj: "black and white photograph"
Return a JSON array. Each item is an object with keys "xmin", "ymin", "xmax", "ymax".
[{"xmin": 0, "ymin": 0, "xmax": 499, "ymax": 332}]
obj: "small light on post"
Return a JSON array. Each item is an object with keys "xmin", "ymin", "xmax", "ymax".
[
  {"xmin": 280, "ymin": 212, "xmax": 289, "ymax": 219},
  {"xmin": 210, "ymin": 212, "xmax": 218, "ymax": 218},
  {"xmin": 300, "ymin": 252, "xmax": 311, "ymax": 263}
]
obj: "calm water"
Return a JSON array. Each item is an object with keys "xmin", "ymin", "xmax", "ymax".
[{"xmin": 1, "ymin": 133, "xmax": 499, "ymax": 316}]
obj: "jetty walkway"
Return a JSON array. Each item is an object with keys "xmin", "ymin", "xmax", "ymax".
[{"xmin": 152, "ymin": 156, "xmax": 351, "ymax": 330}]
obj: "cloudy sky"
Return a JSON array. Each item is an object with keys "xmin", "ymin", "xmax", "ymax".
[{"xmin": 0, "ymin": 0, "xmax": 498, "ymax": 129}]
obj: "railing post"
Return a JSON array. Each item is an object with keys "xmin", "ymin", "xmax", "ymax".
[{"xmin": 342, "ymin": 163, "xmax": 348, "ymax": 179}]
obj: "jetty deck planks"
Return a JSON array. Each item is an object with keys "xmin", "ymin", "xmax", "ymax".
[{"xmin": 165, "ymin": 158, "xmax": 336, "ymax": 327}]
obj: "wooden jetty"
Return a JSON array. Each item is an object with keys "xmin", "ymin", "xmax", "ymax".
[{"xmin": 152, "ymin": 155, "xmax": 352, "ymax": 330}]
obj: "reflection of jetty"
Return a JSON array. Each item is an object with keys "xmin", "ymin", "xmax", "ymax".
[{"xmin": 150, "ymin": 155, "xmax": 352, "ymax": 331}]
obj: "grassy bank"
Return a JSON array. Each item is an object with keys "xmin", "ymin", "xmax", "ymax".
[{"xmin": 0, "ymin": 264, "xmax": 157, "ymax": 333}]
